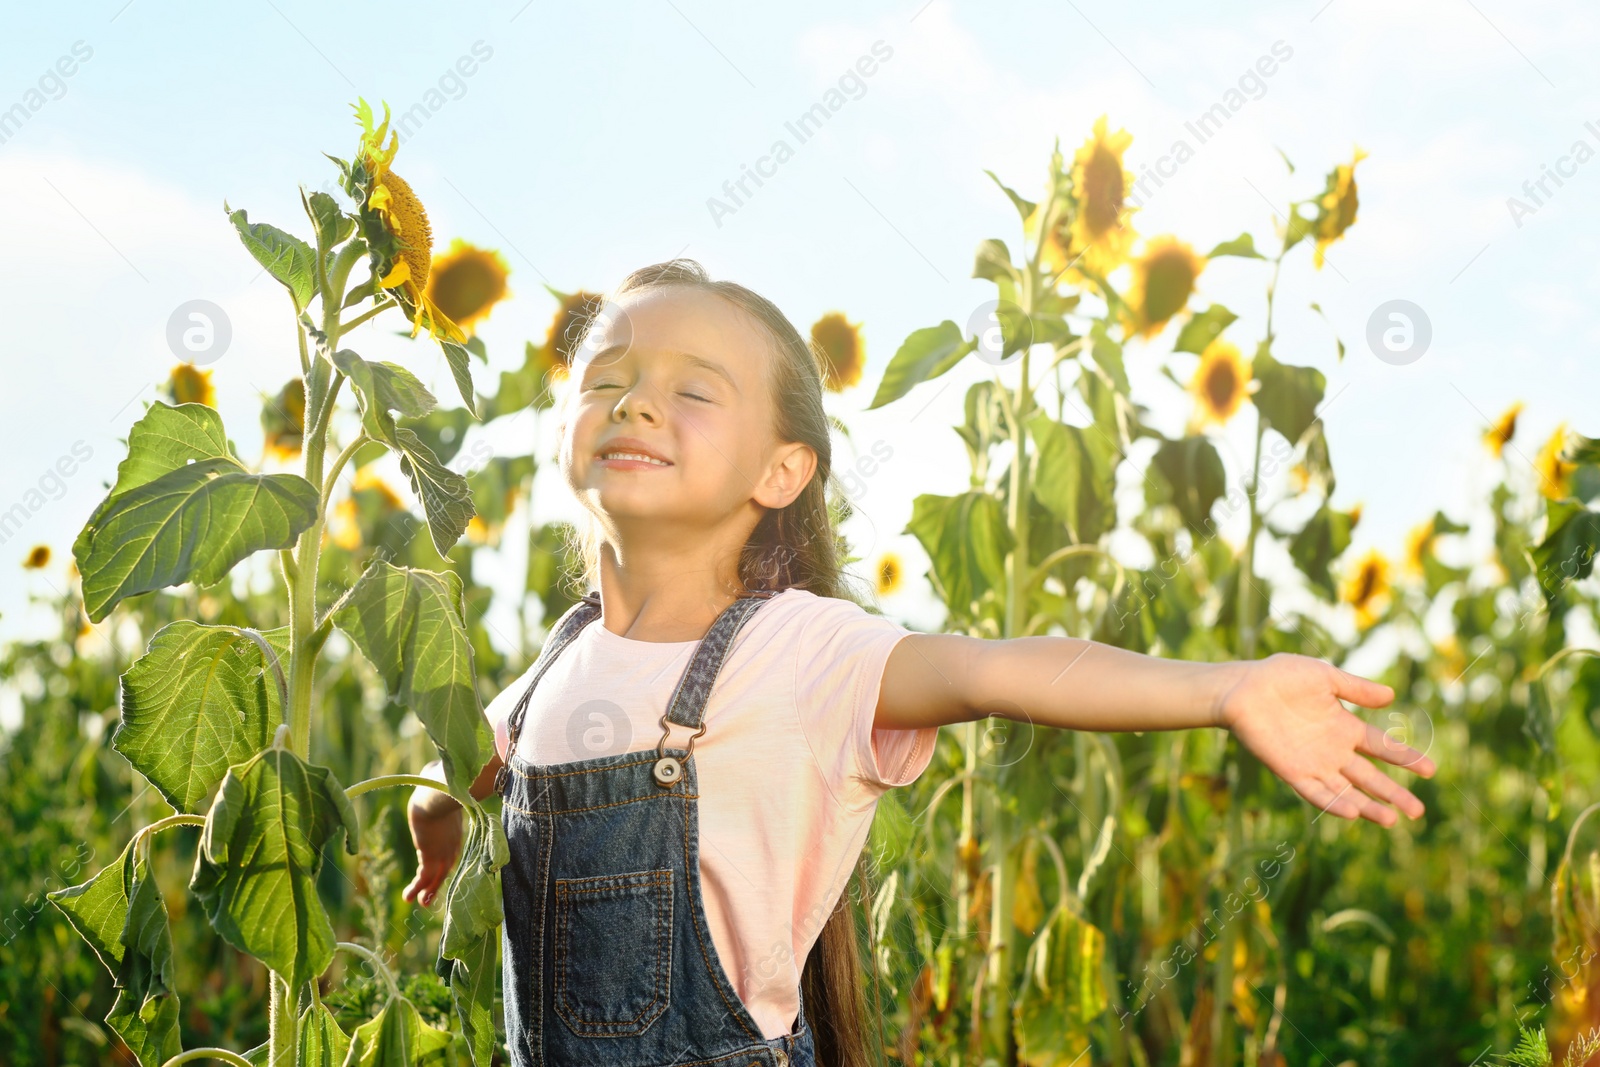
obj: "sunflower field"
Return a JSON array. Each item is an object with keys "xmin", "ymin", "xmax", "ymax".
[{"xmin": 6, "ymin": 100, "xmax": 1600, "ymax": 1067}]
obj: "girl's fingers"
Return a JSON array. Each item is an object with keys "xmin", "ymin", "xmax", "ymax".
[
  {"xmin": 1296, "ymin": 776, "xmax": 1361, "ymax": 821},
  {"xmin": 1341, "ymin": 757, "xmax": 1425, "ymax": 821},
  {"xmin": 1356, "ymin": 719, "xmax": 1437, "ymax": 777},
  {"xmin": 1332, "ymin": 666, "xmax": 1395, "ymax": 710}
]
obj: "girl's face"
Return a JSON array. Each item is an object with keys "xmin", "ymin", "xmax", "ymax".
[{"xmin": 560, "ymin": 286, "xmax": 814, "ymax": 539}]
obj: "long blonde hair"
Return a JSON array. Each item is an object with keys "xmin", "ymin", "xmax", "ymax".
[{"xmin": 554, "ymin": 258, "xmax": 886, "ymax": 1067}]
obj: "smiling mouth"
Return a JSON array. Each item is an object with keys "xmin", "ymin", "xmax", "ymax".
[{"xmin": 596, "ymin": 451, "xmax": 673, "ymax": 467}]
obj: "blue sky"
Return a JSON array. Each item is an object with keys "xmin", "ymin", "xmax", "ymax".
[{"xmin": 2, "ymin": 0, "xmax": 1597, "ymax": 656}]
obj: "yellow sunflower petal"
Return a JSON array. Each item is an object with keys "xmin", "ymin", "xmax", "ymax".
[
  {"xmin": 1483, "ymin": 400, "xmax": 1524, "ymax": 458},
  {"xmin": 1068, "ymin": 115, "xmax": 1138, "ymax": 277}
]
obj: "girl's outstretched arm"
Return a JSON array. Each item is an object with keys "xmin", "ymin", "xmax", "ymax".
[{"xmin": 876, "ymin": 633, "xmax": 1437, "ymax": 827}]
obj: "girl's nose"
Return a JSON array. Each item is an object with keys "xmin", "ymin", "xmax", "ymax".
[{"xmin": 613, "ymin": 382, "xmax": 661, "ymax": 423}]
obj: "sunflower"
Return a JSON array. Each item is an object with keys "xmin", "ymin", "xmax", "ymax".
[
  {"xmin": 426, "ymin": 238, "xmax": 511, "ymax": 336},
  {"xmin": 545, "ymin": 289, "xmax": 606, "ymax": 372},
  {"xmin": 875, "ymin": 552, "xmax": 903, "ymax": 597},
  {"xmin": 1066, "ymin": 115, "xmax": 1137, "ymax": 278},
  {"xmin": 167, "ymin": 364, "xmax": 216, "ymax": 407},
  {"xmin": 1340, "ymin": 547, "xmax": 1391, "ymax": 630},
  {"xmin": 1310, "ymin": 147, "xmax": 1367, "ymax": 269},
  {"xmin": 1403, "ymin": 518, "xmax": 1435, "ymax": 576},
  {"xmin": 262, "ymin": 378, "xmax": 306, "ymax": 463},
  {"xmin": 23, "ymin": 545, "xmax": 50, "ymax": 569},
  {"xmin": 1187, "ymin": 338, "xmax": 1252, "ymax": 429},
  {"xmin": 1535, "ymin": 422, "xmax": 1575, "ymax": 500},
  {"xmin": 811, "ymin": 312, "xmax": 865, "ymax": 392},
  {"xmin": 1483, "ymin": 401, "xmax": 1524, "ymax": 458},
  {"xmin": 1348, "ymin": 502, "xmax": 1363, "ymax": 529},
  {"xmin": 349, "ymin": 99, "xmax": 465, "ymax": 344},
  {"xmin": 1123, "ymin": 236, "xmax": 1205, "ymax": 340}
]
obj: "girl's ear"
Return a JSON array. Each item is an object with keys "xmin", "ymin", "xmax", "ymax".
[{"xmin": 757, "ymin": 441, "xmax": 817, "ymax": 509}]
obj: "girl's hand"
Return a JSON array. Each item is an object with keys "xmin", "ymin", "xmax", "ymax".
[
  {"xmin": 401, "ymin": 801, "xmax": 465, "ymax": 908},
  {"xmin": 1217, "ymin": 652, "xmax": 1437, "ymax": 827}
]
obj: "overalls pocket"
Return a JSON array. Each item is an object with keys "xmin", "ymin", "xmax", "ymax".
[{"xmin": 552, "ymin": 867, "xmax": 674, "ymax": 1037}]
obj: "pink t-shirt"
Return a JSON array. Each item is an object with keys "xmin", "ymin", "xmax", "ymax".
[{"xmin": 488, "ymin": 587, "xmax": 940, "ymax": 1040}]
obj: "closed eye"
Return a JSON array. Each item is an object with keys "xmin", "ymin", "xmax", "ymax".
[{"xmin": 679, "ymin": 392, "xmax": 711, "ymax": 402}]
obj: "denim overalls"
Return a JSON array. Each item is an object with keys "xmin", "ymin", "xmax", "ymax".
[{"xmin": 495, "ymin": 589, "xmax": 816, "ymax": 1067}]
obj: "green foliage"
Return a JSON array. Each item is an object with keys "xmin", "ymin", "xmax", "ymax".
[
  {"xmin": 190, "ymin": 747, "xmax": 360, "ymax": 990},
  {"xmin": 332, "ymin": 563, "xmax": 493, "ymax": 803}
]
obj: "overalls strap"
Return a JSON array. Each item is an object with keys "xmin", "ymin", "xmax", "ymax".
[
  {"xmin": 661, "ymin": 590, "xmax": 778, "ymax": 731},
  {"xmin": 500, "ymin": 592, "xmax": 604, "ymax": 790},
  {"xmin": 502, "ymin": 588, "xmax": 779, "ymax": 775}
]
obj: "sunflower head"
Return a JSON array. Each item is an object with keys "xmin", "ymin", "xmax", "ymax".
[
  {"xmin": 1404, "ymin": 518, "xmax": 1436, "ymax": 576},
  {"xmin": 23, "ymin": 545, "xmax": 50, "ymax": 570},
  {"xmin": 1535, "ymin": 422, "xmax": 1576, "ymax": 501},
  {"xmin": 1340, "ymin": 547, "xmax": 1391, "ymax": 630},
  {"xmin": 1311, "ymin": 147, "xmax": 1367, "ymax": 269},
  {"xmin": 262, "ymin": 378, "xmax": 306, "ymax": 463},
  {"xmin": 1484, "ymin": 401, "xmax": 1525, "ymax": 458},
  {"xmin": 1188, "ymin": 338, "xmax": 1252, "ymax": 429},
  {"xmin": 1066, "ymin": 115, "xmax": 1137, "ymax": 277},
  {"xmin": 167, "ymin": 364, "xmax": 216, "ymax": 407},
  {"xmin": 347, "ymin": 99, "xmax": 465, "ymax": 344},
  {"xmin": 1123, "ymin": 236, "xmax": 1205, "ymax": 340},
  {"xmin": 875, "ymin": 552, "xmax": 903, "ymax": 597},
  {"xmin": 810, "ymin": 312, "xmax": 865, "ymax": 392},
  {"xmin": 427, "ymin": 238, "xmax": 511, "ymax": 336},
  {"xmin": 545, "ymin": 289, "xmax": 606, "ymax": 372}
]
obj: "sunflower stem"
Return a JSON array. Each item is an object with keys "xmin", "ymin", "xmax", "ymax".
[
  {"xmin": 339, "ymin": 297, "xmax": 398, "ymax": 335},
  {"xmin": 294, "ymin": 307, "xmax": 310, "ymax": 378},
  {"xmin": 320, "ymin": 432, "xmax": 369, "ymax": 514},
  {"xmin": 266, "ymin": 969, "xmax": 297, "ymax": 1067}
]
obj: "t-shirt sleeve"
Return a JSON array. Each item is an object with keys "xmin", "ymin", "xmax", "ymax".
[{"xmin": 793, "ymin": 595, "xmax": 941, "ymax": 808}]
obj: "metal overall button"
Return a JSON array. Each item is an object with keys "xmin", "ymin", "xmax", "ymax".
[
  {"xmin": 652, "ymin": 755, "xmax": 682, "ymax": 786},
  {"xmin": 652, "ymin": 713, "xmax": 707, "ymax": 787}
]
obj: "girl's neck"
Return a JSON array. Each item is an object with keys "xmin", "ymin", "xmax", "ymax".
[{"xmin": 592, "ymin": 559, "xmax": 747, "ymax": 644}]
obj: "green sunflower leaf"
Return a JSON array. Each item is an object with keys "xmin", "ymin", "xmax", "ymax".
[
  {"xmin": 299, "ymin": 1000, "xmax": 352, "ymax": 1067},
  {"xmin": 868, "ymin": 321, "xmax": 977, "ymax": 410},
  {"xmin": 1251, "ymin": 344, "xmax": 1326, "ymax": 447},
  {"xmin": 189, "ymin": 748, "xmax": 360, "ymax": 991},
  {"xmin": 906, "ymin": 491, "xmax": 1014, "ymax": 620},
  {"xmin": 76, "ymin": 457, "xmax": 319, "ymax": 622},
  {"xmin": 1149, "ymin": 435, "xmax": 1227, "ymax": 537},
  {"xmin": 439, "ymin": 339, "xmax": 480, "ymax": 417},
  {"xmin": 345, "ymin": 995, "xmax": 455, "ymax": 1067},
  {"xmin": 226, "ymin": 203, "xmax": 317, "ymax": 311},
  {"xmin": 333, "ymin": 562, "xmax": 494, "ymax": 801},
  {"xmin": 116, "ymin": 622, "xmax": 289, "ymax": 813},
  {"xmin": 437, "ymin": 807, "xmax": 509, "ymax": 1066},
  {"xmin": 393, "ymin": 428, "xmax": 475, "ymax": 556},
  {"xmin": 331, "ymin": 349, "xmax": 438, "ymax": 443},
  {"xmin": 1287, "ymin": 505, "xmax": 1357, "ymax": 599},
  {"xmin": 1206, "ymin": 232, "xmax": 1265, "ymax": 259},
  {"xmin": 1173, "ymin": 304, "xmax": 1237, "ymax": 355},
  {"xmin": 1028, "ymin": 410, "xmax": 1118, "ymax": 544},
  {"xmin": 50, "ymin": 838, "xmax": 182, "ymax": 1067}
]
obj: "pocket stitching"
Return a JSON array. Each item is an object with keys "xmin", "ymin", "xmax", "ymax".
[{"xmin": 553, "ymin": 867, "xmax": 674, "ymax": 1036}]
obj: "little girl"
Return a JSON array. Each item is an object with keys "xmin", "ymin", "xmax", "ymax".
[{"xmin": 402, "ymin": 259, "xmax": 1436, "ymax": 1067}]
